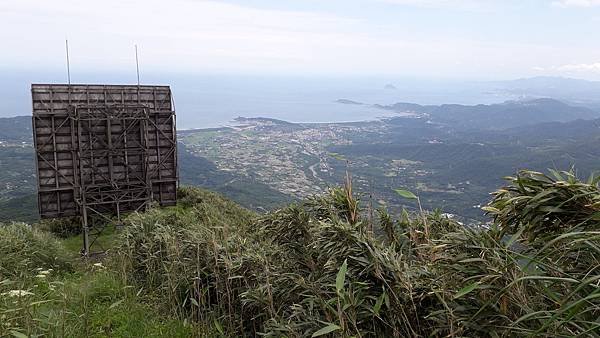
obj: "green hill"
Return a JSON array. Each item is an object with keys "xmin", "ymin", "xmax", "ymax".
[
  {"xmin": 2, "ymin": 170, "xmax": 599, "ymax": 337},
  {"xmin": 379, "ymin": 98, "xmax": 600, "ymax": 130}
]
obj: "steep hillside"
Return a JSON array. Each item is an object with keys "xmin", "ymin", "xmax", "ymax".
[
  {"xmin": 179, "ymin": 144, "xmax": 293, "ymax": 210},
  {"xmin": 2, "ymin": 172, "xmax": 599, "ymax": 337},
  {"xmin": 0, "ymin": 188, "xmax": 247, "ymax": 337}
]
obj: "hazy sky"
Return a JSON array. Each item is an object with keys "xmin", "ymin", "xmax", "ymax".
[{"xmin": 1, "ymin": 0, "xmax": 600, "ymax": 80}]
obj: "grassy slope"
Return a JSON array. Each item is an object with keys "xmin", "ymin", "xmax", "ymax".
[
  {"xmin": 0, "ymin": 187, "xmax": 249, "ymax": 337},
  {"xmin": 0, "ymin": 227, "xmax": 195, "ymax": 337},
  {"xmin": 2, "ymin": 176, "xmax": 599, "ymax": 337},
  {"xmin": 117, "ymin": 176, "xmax": 599, "ymax": 337}
]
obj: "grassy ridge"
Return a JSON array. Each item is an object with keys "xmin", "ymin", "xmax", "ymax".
[
  {"xmin": 0, "ymin": 222, "xmax": 200, "ymax": 337},
  {"xmin": 117, "ymin": 171, "xmax": 599, "ymax": 336},
  {"xmin": 1, "ymin": 170, "xmax": 599, "ymax": 337}
]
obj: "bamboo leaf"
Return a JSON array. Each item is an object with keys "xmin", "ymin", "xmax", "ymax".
[
  {"xmin": 336, "ymin": 259, "xmax": 348, "ymax": 294},
  {"xmin": 454, "ymin": 282, "xmax": 478, "ymax": 299},
  {"xmin": 109, "ymin": 299, "xmax": 124, "ymax": 309},
  {"xmin": 312, "ymin": 323, "xmax": 341, "ymax": 337},
  {"xmin": 10, "ymin": 331, "xmax": 28, "ymax": 338},
  {"xmin": 373, "ymin": 289, "xmax": 386, "ymax": 315},
  {"xmin": 481, "ymin": 206, "xmax": 499, "ymax": 213},
  {"xmin": 394, "ymin": 189, "xmax": 418, "ymax": 200},
  {"xmin": 214, "ymin": 319, "xmax": 224, "ymax": 334}
]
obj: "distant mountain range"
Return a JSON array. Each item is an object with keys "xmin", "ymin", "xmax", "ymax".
[
  {"xmin": 487, "ymin": 76, "xmax": 600, "ymax": 110},
  {"xmin": 338, "ymin": 76, "xmax": 600, "ymax": 112},
  {"xmin": 376, "ymin": 98, "xmax": 599, "ymax": 130}
]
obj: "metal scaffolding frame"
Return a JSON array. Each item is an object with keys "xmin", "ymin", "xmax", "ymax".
[{"xmin": 32, "ymin": 84, "xmax": 178, "ymax": 255}]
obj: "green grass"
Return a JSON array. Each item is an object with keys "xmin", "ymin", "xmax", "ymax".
[
  {"xmin": 0, "ymin": 187, "xmax": 256, "ymax": 337},
  {"xmin": 60, "ymin": 226, "xmax": 122, "ymax": 258},
  {"xmin": 180, "ymin": 130, "xmax": 220, "ymax": 144},
  {"xmin": 1, "ymin": 267, "xmax": 199, "ymax": 337},
  {"xmin": 115, "ymin": 178, "xmax": 600, "ymax": 337},
  {"xmin": 0, "ymin": 210, "xmax": 214, "ymax": 337},
  {"xmin": 59, "ymin": 271, "xmax": 198, "ymax": 337},
  {"xmin": 2, "ymin": 177, "xmax": 599, "ymax": 337}
]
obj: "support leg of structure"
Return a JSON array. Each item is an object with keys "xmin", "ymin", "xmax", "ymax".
[{"xmin": 82, "ymin": 207, "xmax": 90, "ymax": 256}]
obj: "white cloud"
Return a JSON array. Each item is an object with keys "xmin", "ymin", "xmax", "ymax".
[
  {"xmin": 379, "ymin": 0, "xmax": 469, "ymax": 5},
  {"xmin": 552, "ymin": 0, "xmax": 600, "ymax": 8},
  {"xmin": 557, "ymin": 62, "xmax": 600, "ymax": 72},
  {"xmin": 0, "ymin": 0, "xmax": 597, "ymax": 79},
  {"xmin": 533, "ymin": 62, "xmax": 600, "ymax": 77},
  {"xmin": 377, "ymin": 0, "xmax": 493, "ymax": 11},
  {"xmin": 0, "ymin": 0, "xmax": 365, "ymax": 73}
]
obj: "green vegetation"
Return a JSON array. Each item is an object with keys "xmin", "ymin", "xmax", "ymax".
[
  {"xmin": 2, "ymin": 102, "xmax": 599, "ymax": 224},
  {"xmin": 176, "ymin": 106, "xmax": 600, "ymax": 223},
  {"xmin": 161, "ymin": 144, "xmax": 293, "ymax": 211},
  {"xmin": 0, "ymin": 194, "xmax": 37, "ymax": 223},
  {"xmin": 0, "ymin": 221, "xmax": 204, "ymax": 337},
  {"xmin": 0, "ymin": 222, "xmax": 72, "ymax": 278},
  {"xmin": 0, "ymin": 146, "xmax": 35, "ymax": 202},
  {"xmin": 485, "ymin": 169, "xmax": 600, "ymax": 241},
  {"xmin": 3, "ymin": 169, "xmax": 597, "ymax": 336},
  {"xmin": 0, "ymin": 143, "xmax": 292, "ymax": 223},
  {"xmin": 326, "ymin": 116, "xmax": 600, "ymax": 221}
]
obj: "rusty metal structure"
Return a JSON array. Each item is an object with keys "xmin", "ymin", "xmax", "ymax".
[{"xmin": 31, "ymin": 84, "xmax": 178, "ymax": 255}]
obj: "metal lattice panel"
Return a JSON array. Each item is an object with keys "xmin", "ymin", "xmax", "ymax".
[{"xmin": 31, "ymin": 84, "xmax": 178, "ymax": 254}]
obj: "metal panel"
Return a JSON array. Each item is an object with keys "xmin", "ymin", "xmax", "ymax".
[{"xmin": 31, "ymin": 84, "xmax": 178, "ymax": 254}]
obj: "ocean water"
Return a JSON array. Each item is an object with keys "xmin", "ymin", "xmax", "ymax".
[
  {"xmin": 1, "ymin": 71, "xmax": 514, "ymax": 129},
  {"xmin": 166, "ymin": 75, "xmax": 515, "ymax": 129},
  {"xmin": 172, "ymin": 77, "xmax": 400, "ymax": 129}
]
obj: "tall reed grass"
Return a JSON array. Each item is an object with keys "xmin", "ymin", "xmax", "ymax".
[
  {"xmin": 116, "ymin": 172, "xmax": 600, "ymax": 337},
  {"xmin": 2, "ymin": 170, "xmax": 598, "ymax": 337}
]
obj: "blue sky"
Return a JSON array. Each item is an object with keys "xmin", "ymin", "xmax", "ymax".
[{"xmin": 1, "ymin": 0, "xmax": 600, "ymax": 80}]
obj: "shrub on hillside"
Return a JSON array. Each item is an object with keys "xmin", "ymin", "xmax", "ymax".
[
  {"xmin": 0, "ymin": 222, "xmax": 72, "ymax": 279},
  {"xmin": 177, "ymin": 186, "xmax": 255, "ymax": 226},
  {"xmin": 485, "ymin": 169, "xmax": 600, "ymax": 242},
  {"xmin": 116, "ymin": 171, "xmax": 600, "ymax": 337},
  {"xmin": 117, "ymin": 187, "xmax": 419, "ymax": 336},
  {"xmin": 36, "ymin": 216, "xmax": 82, "ymax": 238}
]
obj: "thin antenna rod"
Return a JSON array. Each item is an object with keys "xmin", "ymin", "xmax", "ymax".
[
  {"xmin": 65, "ymin": 39, "xmax": 71, "ymax": 85},
  {"xmin": 135, "ymin": 44, "xmax": 140, "ymax": 86}
]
